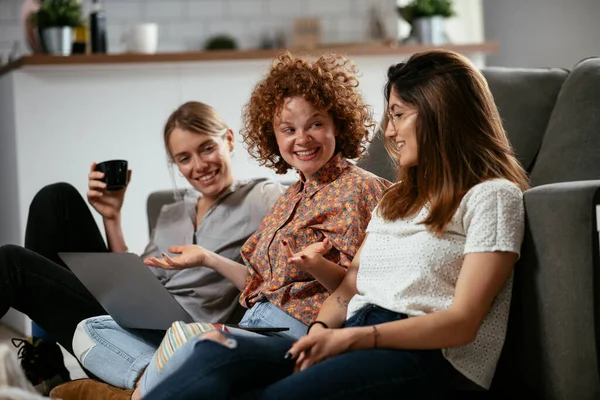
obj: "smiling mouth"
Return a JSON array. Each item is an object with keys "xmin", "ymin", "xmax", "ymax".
[
  {"xmin": 397, "ymin": 141, "xmax": 405, "ymax": 149},
  {"xmin": 294, "ymin": 148, "xmax": 319, "ymax": 160},
  {"xmin": 197, "ymin": 169, "xmax": 219, "ymax": 182}
]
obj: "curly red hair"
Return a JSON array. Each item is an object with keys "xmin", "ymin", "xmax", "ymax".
[{"xmin": 241, "ymin": 51, "xmax": 374, "ymax": 174}]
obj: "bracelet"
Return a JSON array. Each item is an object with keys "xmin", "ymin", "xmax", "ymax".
[
  {"xmin": 372, "ymin": 325, "xmax": 380, "ymax": 348},
  {"xmin": 308, "ymin": 321, "xmax": 329, "ymax": 333}
]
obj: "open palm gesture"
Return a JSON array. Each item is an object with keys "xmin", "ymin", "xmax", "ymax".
[{"xmin": 144, "ymin": 245, "xmax": 209, "ymax": 270}]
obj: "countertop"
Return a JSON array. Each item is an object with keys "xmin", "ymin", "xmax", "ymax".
[{"xmin": 0, "ymin": 42, "xmax": 499, "ymax": 77}]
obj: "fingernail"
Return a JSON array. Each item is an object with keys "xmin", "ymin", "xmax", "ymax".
[
  {"xmin": 284, "ymin": 352, "xmax": 293, "ymax": 360},
  {"xmin": 282, "ymin": 240, "xmax": 288, "ymax": 246},
  {"xmin": 300, "ymin": 255, "xmax": 307, "ymax": 259}
]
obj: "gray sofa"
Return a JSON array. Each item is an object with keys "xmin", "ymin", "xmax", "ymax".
[
  {"xmin": 148, "ymin": 57, "xmax": 600, "ymax": 400},
  {"xmin": 488, "ymin": 58, "xmax": 600, "ymax": 400}
]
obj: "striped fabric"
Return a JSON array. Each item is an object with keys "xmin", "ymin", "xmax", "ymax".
[{"xmin": 155, "ymin": 321, "xmax": 229, "ymax": 372}]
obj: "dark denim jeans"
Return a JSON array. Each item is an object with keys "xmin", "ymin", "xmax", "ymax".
[{"xmin": 145, "ymin": 305, "xmax": 461, "ymax": 400}]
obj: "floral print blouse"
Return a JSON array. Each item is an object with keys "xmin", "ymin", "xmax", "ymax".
[{"xmin": 240, "ymin": 153, "xmax": 391, "ymax": 325}]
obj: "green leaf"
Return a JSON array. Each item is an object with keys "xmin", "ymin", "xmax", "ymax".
[
  {"xmin": 204, "ymin": 35, "xmax": 238, "ymax": 51},
  {"xmin": 397, "ymin": 0, "xmax": 456, "ymax": 23},
  {"xmin": 34, "ymin": 0, "xmax": 83, "ymax": 28}
]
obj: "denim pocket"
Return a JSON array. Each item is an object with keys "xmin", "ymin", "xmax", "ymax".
[{"xmin": 344, "ymin": 304, "xmax": 408, "ymax": 328}]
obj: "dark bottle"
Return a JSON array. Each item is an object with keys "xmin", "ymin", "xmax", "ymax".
[
  {"xmin": 71, "ymin": 24, "xmax": 88, "ymax": 54},
  {"xmin": 89, "ymin": 0, "xmax": 107, "ymax": 53}
]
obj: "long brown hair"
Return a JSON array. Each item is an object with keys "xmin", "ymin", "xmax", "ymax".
[{"xmin": 377, "ymin": 50, "xmax": 529, "ymax": 235}]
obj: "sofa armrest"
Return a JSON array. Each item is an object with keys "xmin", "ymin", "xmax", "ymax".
[{"xmin": 492, "ymin": 180, "xmax": 600, "ymax": 400}]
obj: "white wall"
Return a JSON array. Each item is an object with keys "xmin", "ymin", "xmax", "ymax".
[
  {"xmin": 0, "ymin": 0, "xmax": 398, "ymax": 56},
  {"xmin": 0, "ymin": 73, "xmax": 30, "ymax": 335},
  {"xmin": 0, "ymin": 74, "xmax": 21, "ymax": 247},
  {"xmin": 396, "ymin": 0, "xmax": 484, "ymax": 44},
  {"xmin": 483, "ymin": 0, "xmax": 600, "ymax": 69},
  {"xmin": 445, "ymin": 0, "xmax": 483, "ymax": 44},
  {"xmin": 2, "ymin": 0, "xmax": 489, "ymax": 59}
]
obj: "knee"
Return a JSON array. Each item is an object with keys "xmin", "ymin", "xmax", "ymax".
[
  {"xmin": 198, "ymin": 330, "xmax": 237, "ymax": 349},
  {"xmin": 0, "ymin": 244, "xmax": 26, "ymax": 264},
  {"xmin": 30, "ymin": 182, "xmax": 79, "ymax": 210}
]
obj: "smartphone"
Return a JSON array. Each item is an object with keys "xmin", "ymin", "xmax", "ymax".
[{"xmin": 227, "ymin": 325, "xmax": 290, "ymax": 333}]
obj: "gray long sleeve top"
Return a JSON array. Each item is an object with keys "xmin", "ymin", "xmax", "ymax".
[{"xmin": 141, "ymin": 178, "xmax": 285, "ymax": 324}]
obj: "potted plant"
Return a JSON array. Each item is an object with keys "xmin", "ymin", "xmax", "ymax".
[
  {"xmin": 204, "ymin": 35, "xmax": 238, "ymax": 51},
  {"xmin": 397, "ymin": 0, "xmax": 455, "ymax": 45},
  {"xmin": 32, "ymin": 0, "xmax": 83, "ymax": 55}
]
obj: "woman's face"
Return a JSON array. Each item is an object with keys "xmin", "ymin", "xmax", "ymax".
[
  {"xmin": 385, "ymin": 89, "xmax": 419, "ymax": 168},
  {"xmin": 168, "ymin": 127, "xmax": 235, "ymax": 199},
  {"xmin": 273, "ymin": 96, "xmax": 337, "ymax": 180}
]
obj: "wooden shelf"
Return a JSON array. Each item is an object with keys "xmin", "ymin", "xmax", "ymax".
[{"xmin": 0, "ymin": 42, "xmax": 499, "ymax": 76}]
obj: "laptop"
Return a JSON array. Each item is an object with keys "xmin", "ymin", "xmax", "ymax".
[
  {"xmin": 59, "ymin": 252, "xmax": 195, "ymax": 330},
  {"xmin": 60, "ymin": 252, "xmax": 290, "ymax": 334}
]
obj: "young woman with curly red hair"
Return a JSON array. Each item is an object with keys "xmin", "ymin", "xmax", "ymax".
[{"xmin": 69, "ymin": 52, "xmax": 390, "ymax": 399}]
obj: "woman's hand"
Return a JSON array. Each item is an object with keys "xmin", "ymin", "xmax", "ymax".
[
  {"xmin": 281, "ymin": 238, "xmax": 333, "ymax": 272},
  {"xmin": 286, "ymin": 327, "xmax": 371, "ymax": 372},
  {"xmin": 144, "ymin": 245, "xmax": 210, "ymax": 270},
  {"xmin": 87, "ymin": 162, "xmax": 132, "ymax": 220}
]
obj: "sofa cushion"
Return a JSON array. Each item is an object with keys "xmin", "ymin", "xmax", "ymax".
[
  {"xmin": 357, "ymin": 127, "xmax": 396, "ymax": 183},
  {"xmin": 147, "ymin": 189, "xmax": 185, "ymax": 235},
  {"xmin": 482, "ymin": 66, "xmax": 568, "ymax": 173},
  {"xmin": 530, "ymin": 57, "xmax": 600, "ymax": 186},
  {"xmin": 358, "ymin": 66, "xmax": 568, "ymax": 181}
]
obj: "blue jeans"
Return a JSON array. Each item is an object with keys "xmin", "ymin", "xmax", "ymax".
[
  {"xmin": 72, "ymin": 316, "xmax": 165, "ymax": 389},
  {"xmin": 144, "ymin": 305, "xmax": 461, "ymax": 400},
  {"xmin": 73, "ymin": 301, "xmax": 308, "ymax": 393}
]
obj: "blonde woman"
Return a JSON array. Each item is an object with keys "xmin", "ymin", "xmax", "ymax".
[{"xmin": 0, "ymin": 101, "xmax": 284, "ymax": 394}]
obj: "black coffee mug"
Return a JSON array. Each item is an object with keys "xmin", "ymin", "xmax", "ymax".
[{"xmin": 96, "ymin": 160, "xmax": 128, "ymax": 191}]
